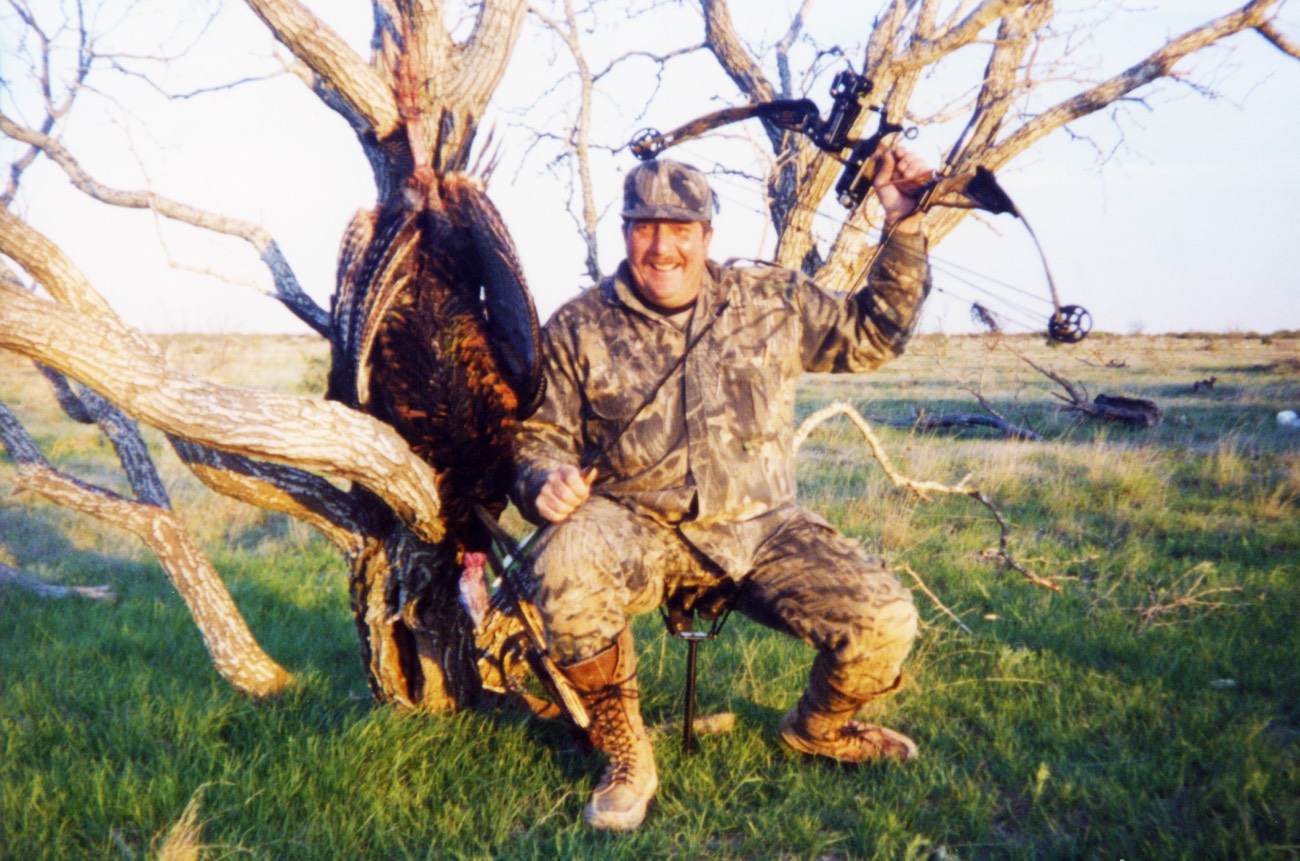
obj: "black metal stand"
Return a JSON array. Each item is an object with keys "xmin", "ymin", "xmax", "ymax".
[
  {"xmin": 680, "ymin": 631, "xmax": 706, "ymax": 753},
  {"xmin": 663, "ymin": 603, "xmax": 732, "ymax": 754}
]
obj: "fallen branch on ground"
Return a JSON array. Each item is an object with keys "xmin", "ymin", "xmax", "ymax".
[
  {"xmin": 0, "ymin": 562, "xmax": 117, "ymax": 601},
  {"xmin": 871, "ymin": 410, "xmax": 1040, "ymax": 441},
  {"xmin": 1004, "ymin": 344, "xmax": 1160, "ymax": 427},
  {"xmin": 1132, "ymin": 562, "xmax": 1246, "ymax": 631},
  {"xmin": 794, "ymin": 401, "xmax": 1061, "ymax": 593},
  {"xmin": 897, "ymin": 563, "xmax": 974, "ymax": 635}
]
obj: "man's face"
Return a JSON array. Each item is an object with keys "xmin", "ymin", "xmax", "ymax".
[{"xmin": 623, "ymin": 219, "xmax": 713, "ymax": 310}]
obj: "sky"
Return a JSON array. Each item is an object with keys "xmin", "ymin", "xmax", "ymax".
[{"xmin": 3, "ymin": 0, "xmax": 1298, "ymax": 337}]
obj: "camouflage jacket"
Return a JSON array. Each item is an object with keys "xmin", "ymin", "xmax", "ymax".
[{"xmin": 512, "ymin": 231, "xmax": 931, "ymax": 576}]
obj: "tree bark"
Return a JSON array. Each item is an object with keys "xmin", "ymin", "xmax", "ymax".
[
  {"xmin": 262, "ymin": 0, "xmax": 533, "ymax": 711},
  {"xmin": 0, "ymin": 0, "xmax": 539, "ymax": 713},
  {"xmin": 0, "ymin": 282, "xmax": 446, "ymax": 546}
]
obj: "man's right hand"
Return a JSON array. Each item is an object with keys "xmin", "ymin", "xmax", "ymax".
[{"xmin": 535, "ymin": 465, "xmax": 597, "ymax": 523}]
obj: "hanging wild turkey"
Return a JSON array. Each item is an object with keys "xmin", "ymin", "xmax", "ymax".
[
  {"xmin": 326, "ymin": 165, "xmax": 544, "ymax": 639},
  {"xmin": 309, "ymin": 12, "xmax": 552, "ymax": 709}
]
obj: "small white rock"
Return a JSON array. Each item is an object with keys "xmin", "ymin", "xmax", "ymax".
[{"xmin": 1278, "ymin": 410, "xmax": 1298, "ymax": 427}]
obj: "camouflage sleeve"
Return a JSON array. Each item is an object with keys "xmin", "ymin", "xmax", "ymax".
[
  {"xmin": 511, "ymin": 315, "xmax": 586, "ymax": 523},
  {"xmin": 799, "ymin": 229, "xmax": 932, "ymax": 373}
]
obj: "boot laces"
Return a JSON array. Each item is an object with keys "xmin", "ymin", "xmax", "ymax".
[{"xmin": 588, "ymin": 682, "xmax": 645, "ymax": 782}]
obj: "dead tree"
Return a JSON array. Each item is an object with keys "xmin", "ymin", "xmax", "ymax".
[
  {"xmin": 1, "ymin": 0, "xmax": 543, "ymax": 712},
  {"xmin": 1006, "ymin": 343, "xmax": 1162, "ymax": 427},
  {"xmin": 710, "ymin": 0, "xmax": 1295, "ymax": 296}
]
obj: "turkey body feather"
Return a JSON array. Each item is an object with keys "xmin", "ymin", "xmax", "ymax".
[{"xmin": 328, "ymin": 173, "xmax": 543, "ymax": 558}]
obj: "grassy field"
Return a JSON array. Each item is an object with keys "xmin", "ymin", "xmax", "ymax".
[{"xmin": 1, "ymin": 332, "xmax": 1297, "ymax": 860}]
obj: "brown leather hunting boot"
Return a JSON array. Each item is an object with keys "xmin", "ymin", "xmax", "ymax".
[
  {"xmin": 779, "ymin": 654, "xmax": 918, "ymax": 764},
  {"xmin": 560, "ymin": 626, "xmax": 658, "ymax": 831}
]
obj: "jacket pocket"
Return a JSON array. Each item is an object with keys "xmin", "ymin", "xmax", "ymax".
[{"xmin": 719, "ymin": 359, "xmax": 777, "ymax": 440}]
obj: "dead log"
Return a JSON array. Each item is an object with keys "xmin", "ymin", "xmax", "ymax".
[
  {"xmin": 1004, "ymin": 344, "xmax": 1161, "ymax": 428},
  {"xmin": 871, "ymin": 412, "xmax": 1041, "ymax": 441},
  {"xmin": 1093, "ymin": 394, "xmax": 1162, "ymax": 427}
]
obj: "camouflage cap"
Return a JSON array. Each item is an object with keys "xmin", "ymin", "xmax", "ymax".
[{"xmin": 621, "ymin": 159, "xmax": 715, "ymax": 223}]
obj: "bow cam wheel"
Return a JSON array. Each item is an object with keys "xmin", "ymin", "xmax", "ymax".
[
  {"xmin": 1048, "ymin": 305, "xmax": 1091, "ymax": 343},
  {"xmin": 629, "ymin": 128, "xmax": 665, "ymax": 161}
]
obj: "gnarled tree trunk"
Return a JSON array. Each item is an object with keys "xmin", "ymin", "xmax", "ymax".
[
  {"xmin": 0, "ymin": 0, "xmax": 540, "ymax": 713},
  {"xmin": 249, "ymin": 0, "xmax": 535, "ymax": 711}
]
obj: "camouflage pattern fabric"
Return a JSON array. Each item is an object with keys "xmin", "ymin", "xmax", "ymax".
[
  {"xmin": 621, "ymin": 159, "xmax": 716, "ymax": 223},
  {"xmin": 526, "ymin": 496, "xmax": 714, "ymax": 663},
  {"xmin": 530, "ymin": 495, "xmax": 917, "ymax": 681},
  {"xmin": 734, "ymin": 508, "xmax": 917, "ymax": 697},
  {"xmin": 513, "ymin": 232, "xmax": 930, "ymax": 664}
]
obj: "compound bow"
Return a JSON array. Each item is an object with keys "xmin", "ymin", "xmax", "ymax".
[{"xmin": 628, "ymin": 68, "xmax": 1092, "ymax": 344}]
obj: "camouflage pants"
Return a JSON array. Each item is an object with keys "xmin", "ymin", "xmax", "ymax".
[{"xmin": 527, "ymin": 496, "xmax": 917, "ymax": 697}]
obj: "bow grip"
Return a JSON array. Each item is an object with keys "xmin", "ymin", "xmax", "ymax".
[{"xmin": 833, "ymin": 119, "xmax": 907, "ymax": 209}]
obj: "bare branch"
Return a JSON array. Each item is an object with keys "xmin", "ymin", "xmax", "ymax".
[
  {"xmin": 897, "ymin": 562, "xmax": 973, "ymax": 635},
  {"xmin": 34, "ymin": 363, "xmax": 96, "ymax": 423},
  {"xmin": 0, "ymin": 561, "xmax": 116, "ymax": 602},
  {"xmin": 864, "ymin": 0, "xmax": 914, "ymax": 77},
  {"xmin": 528, "ymin": 0, "xmax": 602, "ymax": 281},
  {"xmin": 1256, "ymin": 19, "xmax": 1300, "ymax": 59},
  {"xmin": 0, "ymin": 399, "xmax": 292, "ymax": 696},
  {"xmin": 794, "ymin": 400, "xmax": 978, "ymax": 500},
  {"xmin": 76, "ymin": 385, "xmax": 170, "ymax": 508},
  {"xmin": 947, "ymin": 1, "xmax": 1052, "ymax": 168},
  {"xmin": 0, "ymin": 281, "xmax": 445, "ymax": 546},
  {"xmin": 995, "ymin": 0, "xmax": 1283, "ymax": 167},
  {"xmin": 242, "ymin": 0, "xmax": 402, "ymax": 137},
  {"xmin": 700, "ymin": 0, "xmax": 776, "ymax": 103},
  {"xmin": 774, "ymin": 0, "xmax": 817, "ymax": 98},
  {"xmin": 892, "ymin": 0, "xmax": 1021, "ymax": 72},
  {"xmin": 968, "ymin": 489, "xmax": 1062, "ymax": 593},
  {"xmin": 591, "ymin": 43, "xmax": 705, "ymax": 83},
  {"xmin": 169, "ymin": 437, "xmax": 368, "ymax": 555},
  {"xmin": 452, "ymin": 0, "xmax": 530, "ymax": 106},
  {"xmin": 0, "ymin": 204, "xmax": 120, "ymax": 321},
  {"xmin": 794, "ymin": 400, "xmax": 1061, "ymax": 592},
  {"xmin": 2, "ymin": 0, "xmax": 92, "ymax": 205},
  {"xmin": 0, "ymin": 111, "xmax": 330, "ymax": 335},
  {"xmin": 1132, "ymin": 562, "xmax": 1248, "ymax": 632},
  {"xmin": 888, "ymin": 409, "xmax": 1041, "ymax": 441}
]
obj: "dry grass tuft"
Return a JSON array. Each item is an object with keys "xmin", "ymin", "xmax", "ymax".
[
  {"xmin": 154, "ymin": 793, "xmax": 206, "ymax": 861},
  {"xmin": 1211, "ymin": 434, "xmax": 1251, "ymax": 489}
]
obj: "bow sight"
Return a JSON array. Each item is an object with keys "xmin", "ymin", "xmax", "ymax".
[
  {"xmin": 627, "ymin": 67, "xmax": 1092, "ymax": 343},
  {"xmin": 819, "ymin": 70, "xmax": 909, "ymax": 209}
]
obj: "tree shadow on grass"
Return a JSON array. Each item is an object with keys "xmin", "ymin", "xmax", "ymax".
[{"xmin": 0, "ymin": 504, "xmax": 144, "ymax": 588}]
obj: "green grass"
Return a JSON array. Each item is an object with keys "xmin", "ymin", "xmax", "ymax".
[{"xmin": 2, "ymin": 333, "xmax": 1298, "ymax": 859}]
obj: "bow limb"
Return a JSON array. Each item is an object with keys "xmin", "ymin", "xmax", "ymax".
[
  {"xmin": 629, "ymin": 100, "xmax": 820, "ymax": 160},
  {"xmin": 924, "ymin": 168, "xmax": 1090, "ymax": 342}
]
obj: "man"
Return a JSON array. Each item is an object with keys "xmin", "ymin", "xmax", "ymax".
[{"xmin": 511, "ymin": 149, "xmax": 933, "ymax": 831}]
